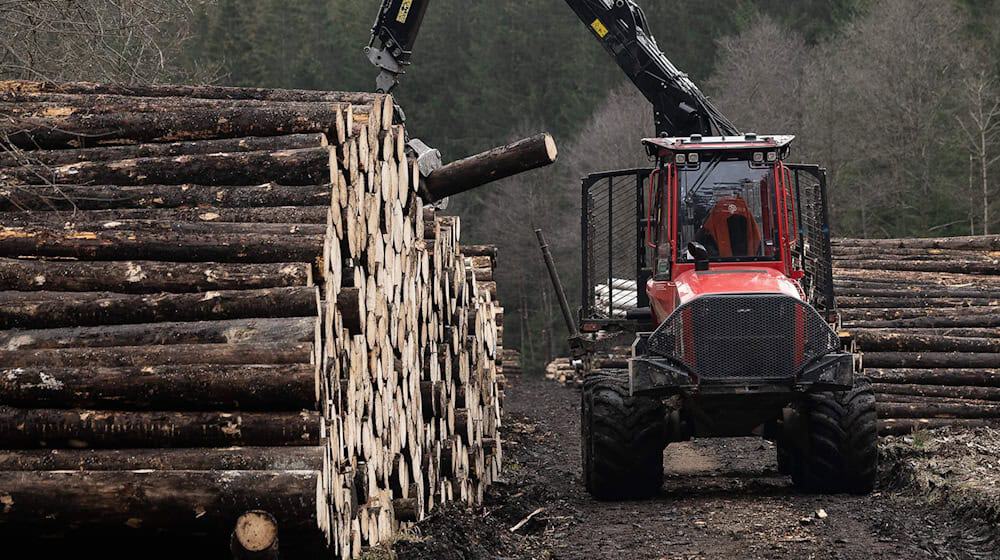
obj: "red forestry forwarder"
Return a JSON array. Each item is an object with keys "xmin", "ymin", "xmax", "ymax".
[{"xmin": 371, "ymin": 0, "xmax": 877, "ymax": 500}]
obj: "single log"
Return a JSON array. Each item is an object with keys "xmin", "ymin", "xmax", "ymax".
[
  {"xmin": 840, "ymin": 307, "xmax": 999, "ymax": 321},
  {"xmin": 0, "ymin": 206, "xmax": 330, "ymax": 226},
  {"xmin": 0, "ymin": 226, "xmax": 324, "ymax": 264},
  {"xmin": 2, "ymin": 148, "xmax": 335, "ymax": 187},
  {"xmin": 0, "ymin": 317, "xmax": 317, "ymax": 350},
  {"xmin": 0, "ymin": 259, "xmax": 312, "ymax": 293},
  {"xmin": 0, "ymin": 100, "xmax": 348, "ymax": 148},
  {"xmin": 0, "ymin": 470, "xmax": 324, "ymax": 534},
  {"xmin": 833, "ymin": 246, "xmax": 1000, "ymax": 258},
  {"xmin": 876, "ymin": 401, "xmax": 1000, "ymax": 419},
  {"xmin": 834, "ymin": 259, "xmax": 1000, "ymax": 275},
  {"xmin": 0, "ymin": 287, "xmax": 318, "ymax": 329},
  {"xmin": 866, "ymin": 368, "xmax": 1000, "ymax": 386},
  {"xmin": 878, "ymin": 418, "xmax": 1000, "ymax": 436},
  {"xmin": 0, "ymin": 183, "xmax": 333, "ymax": 211},
  {"xmin": 838, "ymin": 297, "xmax": 999, "ymax": 308},
  {"xmin": 0, "ymin": 364, "xmax": 316, "ymax": 411},
  {"xmin": 833, "ymin": 236, "xmax": 1000, "ymax": 251},
  {"xmin": 845, "ymin": 315, "xmax": 1000, "ymax": 329},
  {"xmin": 0, "ymin": 134, "xmax": 327, "ymax": 167},
  {"xmin": 460, "ymin": 245, "xmax": 498, "ymax": 260},
  {"xmin": 0, "ymin": 79, "xmax": 384, "ymax": 105},
  {"xmin": 0, "ymin": 407, "xmax": 322, "ymax": 448},
  {"xmin": 0, "ymin": 447, "xmax": 324, "ymax": 471},
  {"xmin": 422, "ymin": 133, "xmax": 557, "ymax": 201},
  {"xmin": 852, "ymin": 332, "xmax": 1000, "ymax": 353},
  {"xmin": 862, "ymin": 352, "xmax": 1000, "ymax": 368},
  {"xmin": 40, "ymin": 220, "xmax": 326, "ymax": 236},
  {"xmin": 0, "ymin": 342, "xmax": 313, "ymax": 368},
  {"xmin": 872, "ymin": 383, "xmax": 1000, "ymax": 401},
  {"xmin": 851, "ymin": 327, "xmax": 1000, "ymax": 340},
  {"xmin": 231, "ymin": 511, "xmax": 280, "ymax": 560}
]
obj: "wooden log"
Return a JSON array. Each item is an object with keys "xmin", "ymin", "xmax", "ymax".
[
  {"xmin": 0, "ymin": 79, "xmax": 385, "ymax": 105},
  {"xmin": 231, "ymin": 511, "xmax": 280, "ymax": 560},
  {"xmin": 422, "ymin": 134, "xmax": 557, "ymax": 201},
  {"xmin": 0, "ymin": 447, "xmax": 324, "ymax": 471},
  {"xmin": 0, "ymin": 342, "xmax": 313, "ymax": 368},
  {"xmin": 0, "ymin": 470, "xmax": 325, "ymax": 534},
  {"xmin": 0, "ymin": 134, "xmax": 327, "ymax": 167},
  {"xmin": 0, "ymin": 206, "xmax": 330, "ymax": 226},
  {"xmin": 841, "ymin": 307, "xmax": 1000, "ymax": 321},
  {"xmin": 866, "ymin": 368, "xmax": 1000, "ymax": 387},
  {"xmin": 0, "ymin": 317, "xmax": 317, "ymax": 350},
  {"xmin": 833, "ymin": 236, "xmax": 1000, "ymax": 251},
  {"xmin": 876, "ymin": 401, "xmax": 1000, "ymax": 419},
  {"xmin": 38, "ymin": 220, "xmax": 326, "ymax": 236},
  {"xmin": 852, "ymin": 332, "xmax": 1000, "ymax": 353},
  {"xmin": 833, "ymin": 246, "xmax": 1000, "ymax": 258},
  {"xmin": 0, "ymin": 259, "xmax": 312, "ymax": 293},
  {"xmin": 872, "ymin": 382, "xmax": 1000, "ymax": 401},
  {"xmin": 0, "ymin": 183, "xmax": 333, "ymax": 211},
  {"xmin": 0, "ymin": 226, "xmax": 324, "ymax": 264},
  {"xmin": 834, "ymin": 259, "xmax": 999, "ymax": 274},
  {"xmin": 838, "ymin": 297, "xmax": 999, "ymax": 308},
  {"xmin": 0, "ymin": 287, "xmax": 318, "ymax": 329},
  {"xmin": 845, "ymin": 315, "xmax": 1000, "ymax": 329},
  {"xmin": 862, "ymin": 352, "xmax": 1000, "ymax": 368},
  {"xmin": 0, "ymin": 99, "xmax": 349, "ymax": 148},
  {"xmin": 0, "ymin": 407, "xmax": 322, "ymax": 448},
  {"xmin": 0, "ymin": 364, "xmax": 317, "ymax": 411},
  {"xmin": 878, "ymin": 418, "xmax": 1000, "ymax": 435},
  {"xmin": 2, "ymin": 148, "xmax": 335, "ymax": 187},
  {"xmin": 850, "ymin": 327, "xmax": 1000, "ymax": 340},
  {"xmin": 459, "ymin": 245, "xmax": 498, "ymax": 260}
]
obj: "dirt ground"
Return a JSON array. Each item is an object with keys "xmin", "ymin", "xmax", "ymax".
[{"xmin": 396, "ymin": 374, "xmax": 1000, "ymax": 560}]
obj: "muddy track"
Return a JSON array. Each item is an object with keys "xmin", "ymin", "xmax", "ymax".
[{"xmin": 398, "ymin": 374, "xmax": 995, "ymax": 560}]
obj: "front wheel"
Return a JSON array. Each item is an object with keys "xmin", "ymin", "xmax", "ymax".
[
  {"xmin": 793, "ymin": 379, "xmax": 878, "ymax": 494},
  {"xmin": 581, "ymin": 370, "xmax": 667, "ymax": 500}
]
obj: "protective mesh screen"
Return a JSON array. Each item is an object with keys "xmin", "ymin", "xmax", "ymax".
[
  {"xmin": 790, "ymin": 169, "xmax": 836, "ymax": 317},
  {"xmin": 646, "ymin": 294, "xmax": 840, "ymax": 382}
]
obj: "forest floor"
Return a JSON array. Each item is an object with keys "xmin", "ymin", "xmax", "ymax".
[{"xmin": 395, "ymin": 374, "xmax": 1000, "ymax": 560}]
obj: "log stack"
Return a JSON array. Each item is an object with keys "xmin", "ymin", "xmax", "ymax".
[
  {"xmin": 832, "ymin": 236, "xmax": 1000, "ymax": 435},
  {"xmin": 0, "ymin": 80, "xmax": 547, "ymax": 558}
]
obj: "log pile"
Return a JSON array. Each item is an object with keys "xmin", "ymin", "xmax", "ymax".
[
  {"xmin": 0, "ymin": 80, "xmax": 546, "ymax": 557},
  {"xmin": 545, "ymin": 357, "xmax": 575, "ymax": 385},
  {"xmin": 833, "ymin": 236, "xmax": 1000, "ymax": 436}
]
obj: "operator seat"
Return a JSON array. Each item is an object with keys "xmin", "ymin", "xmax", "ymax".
[{"xmin": 697, "ymin": 197, "xmax": 761, "ymax": 258}]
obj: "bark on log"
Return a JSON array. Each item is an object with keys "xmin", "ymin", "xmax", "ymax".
[
  {"xmin": 2, "ymin": 148, "xmax": 335, "ymax": 187},
  {"xmin": 0, "ymin": 227, "xmax": 324, "ymax": 264},
  {"xmin": 836, "ymin": 287, "xmax": 1000, "ymax": 299},
  {"xmin": 876, "ymin": 401, "xmax": 1000, "ymax": 419},
  {"xmin": 0, "ymin": 446, "xmax": 324, "ymax": 471},
  {"xmin": 833, "ymin": 236, "xmax": 1000, "ymax": 251},
  {"xmin": 0, "ymin": 342, "xmax": 313, "ymax": 368},
  {"xmin": 0, "ymin": 470, "xmax": 324, "ymax": 534},
  {"xmin": 0, "ymin": 364, "xmax": 317, "ymax": 411},
  {"xmin": 878, "ymin": 418, "xmax": 1000, "ymax": 436},
  {"xmin": 0, "ymin": 407, "xmax": 322, "ymax": 448},
  {"xmin": 866, "ymin": 368, "xmax": 1000, "ymax": 386},
  {"xmin": 459, "ymin": 245, "xmax": 498, "ymax": 260},
  {"xmin": 838, "ymin": 297, "xmax": 999, "ymax": 308},
  {"xmin": 0, "ymin": 317, "xmax": 317, "ymax": 350},
  {"xmin": 841, "ymin": 307, "xmax": 999, "ymax": 321},
  {"xmin": 845, "ymin": 316, "xmax": 1000, "ymax": 329},
  {"xmin": 0, "ymin": 259, "xmax": 312, "ymax": 293},
  {"xmin": 834, "ymin": 260, "xmax": 1000, "ymax": 274},
  {"xmin": 852, "ymin": 332, "xmax": 1000, "ymax": 353},
  {"xmin": 863, "ymin": 352, "xmax": 1000, "ymax": 368},
  {"xmin": 0, "ymin": 287, "xmax": 319, "ymax": 329},
  {"xmin": 36, "ymin": 220, "xmax": 326, "ymax": 236},
  {"xmin": 422, "ymin": 134, "xmax": 557, "ymax": 201},
  {"xmin": 872, "ymin": 382, "xmax": 1000, "ymax": 401},
  {"xmin": 0, "ymin": 183, "xmax": 333, "ymax": 211},
  {"xmin": 0, "ymin": 134, "xmax": 327, "ymax": 167},
  {"xmin": 0, "ymin": 206, "xmax": 330, "ymax": 226},
  {"xmin": 231, "ymin": 511, "xmax": 280, "ymax": 560},
  {"xmin": 0, "ymin": 100, "xmax": 349, "ymax": 148}
]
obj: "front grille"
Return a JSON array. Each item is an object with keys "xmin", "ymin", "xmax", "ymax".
[{"xmin": 645, "ymin": 294, "xmax": 839, "ymax": 382}]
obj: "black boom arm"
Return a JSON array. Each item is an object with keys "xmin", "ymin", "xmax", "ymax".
[
  {"xmin": 563, "ymin": 0, "xmax": 738, "ymax": 137},
  {"xmin": 367, "ymin": 0, "xmax": 432, "ymax": 93}
]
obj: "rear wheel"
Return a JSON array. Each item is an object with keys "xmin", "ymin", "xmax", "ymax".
[
  {"xmin": 581, "ymin": 370, "xmax": 666, "ymax": 500},
  {"xmin": 794, "ymin": 379, "xmax": 878, "ymax": 494}
]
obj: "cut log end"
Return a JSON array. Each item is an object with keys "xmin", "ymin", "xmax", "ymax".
[{"xmin": 231, "ymin": 510, "xmax": 280, "ymax": 560}]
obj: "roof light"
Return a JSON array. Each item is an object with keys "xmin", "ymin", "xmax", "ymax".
[
  {"xmin": 689, "ymin": 134, "xmax": 703, "ymax": 143},
  {"xmin": 675, "ymin": 153, "xmax": 687, "ymax": 165},
  {"xmin": 752, "ymin": 152, "xmax": 764, "ymax": 163},
  {"xmin": 688, "ymin": 152, "xmax": 699, "ymax": 164},
  {"xmin": 745, "ymin": 133, "xmax": 758, "ymax": 141},
  {"xmin": 766, "ymin": 151, "xmax": 777, "ymax": 162}
]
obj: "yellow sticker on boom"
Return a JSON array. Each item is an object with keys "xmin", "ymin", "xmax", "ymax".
[
  {"xmin": 396, "ymin": 0, "xmax": 413, "ymax": 23},
  {"xmin": 591, "ymin": 18, "xmax": 609, "ymax": 38}
]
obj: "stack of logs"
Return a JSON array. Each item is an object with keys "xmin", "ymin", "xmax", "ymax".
[
  {"xmin": 833, "ymin": 236, "xmax": 1000, "ymax": 436},
  {"xmin": 0, "ymin": 80, "xmax": 533, "ymax": 558}
]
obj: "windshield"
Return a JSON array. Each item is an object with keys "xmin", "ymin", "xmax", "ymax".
[{"xmin": 675, "ymin": 159, "xmax": 780, "ymax": 261}]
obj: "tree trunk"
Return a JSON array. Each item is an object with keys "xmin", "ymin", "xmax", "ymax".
[
  {"xmin": 0, "ymin": 446, "xmax": 324, "ymax": 471},
  {"xmin": 852, "ymin": 331, "xmax": 1000, "ymax": 352},
  {"xmin": 866, "ymin": 368, "xmax": 1000, "ymax": 386},
  {"xmin": 0, "ymin": 206, "xmax": 330, "ymax": 226},
  {"xmin": 862, "ymin": 352, "xmax": 1000, "ymax": 368},
  {"xmin": 833, "ymin": 236, "xmax": 1000, "ymax": 250},
  {"xmin": 2, "ymin": 148, "xmax": 335, "ymax": 187},
  {"xmin": 878, "ymin": 418, "xmax": 999, "ymax": 436},
  {"xmin": 872, "ymin": 382, "xmax": 1000, "ymax": 401},
  {"xmin": 0, "ymin": 258, "xmax": 312, "ymax": 293},
  {"xmin": 0, "ymin": 407, "xmax": 322, "ymax": 448},
  {"xmin": 0, "ymin": 133, "xmax": 327, "ymax": 167},
  {"xmin": 0, "ymin": 317, "xmax": 317, "ymax": 350},
  {"xmin": 834, "ymin": 259, "xmax": 1000, "ymax": 274},
  {"xmin": 0, "ymin": 364, "xmax": 316, "ymax": 411},
  {"xmin": 0, "ymin": 183, "xmax": 333, "ymax": 211},
  {"xmin": 0, "ymin": 287, "xmax": 319, "ymax": 329},
  {"xmin": 0, "ymin": 342, "xmax": 314, "ymax": 368},
  {"xmin": 876, "ymin": 401, "xmax": 1000, "ymax": 419},
  {"xmin": 422, "ymin": 134, "xmax": 557, "ymax": 201}
]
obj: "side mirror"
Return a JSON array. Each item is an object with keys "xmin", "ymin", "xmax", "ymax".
[{"xmin": 688, "ymin": 241, "xmax": 710, "ymax": 271}]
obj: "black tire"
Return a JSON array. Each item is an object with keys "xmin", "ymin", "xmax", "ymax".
[
  {"xmin": 581, "ymin": 370, "xmax": 666, "ymax": 500},
  {"xmin": 794, "ymin": 379, "xmax": 878, "ymax": 494}
]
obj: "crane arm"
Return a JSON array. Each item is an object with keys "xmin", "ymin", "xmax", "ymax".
[{"xmin": 366, "ymin": 0, "xmax": 432, "ymax": 94}]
